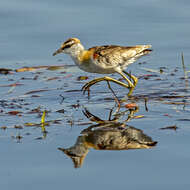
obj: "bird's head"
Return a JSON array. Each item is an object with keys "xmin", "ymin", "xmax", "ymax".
[{"xmin": 53, "ymin": 38, "xmax": 84, "ymax": 57}]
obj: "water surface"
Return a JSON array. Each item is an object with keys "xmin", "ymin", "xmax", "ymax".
[{"xmin": 1, "ymin": 0, "xmax": 190, "ymax": 189}]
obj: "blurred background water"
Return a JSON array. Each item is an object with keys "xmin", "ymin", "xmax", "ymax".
[
  {"xmin": 1, "ymin": 0, "xmax": 190, "ymax": 189},
  {"xmin": 1, "ymin": 0, "xmax": 190, "ymax": 66}
]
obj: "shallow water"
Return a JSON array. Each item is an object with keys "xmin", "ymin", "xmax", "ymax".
[{"xmin": 1, "ymin": 0, "xmax": 190, "ymax": 189}]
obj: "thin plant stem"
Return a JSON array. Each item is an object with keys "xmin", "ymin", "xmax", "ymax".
[{"xmin": 181, "ymin": 53, "xmax": 188, "ymax": 87}]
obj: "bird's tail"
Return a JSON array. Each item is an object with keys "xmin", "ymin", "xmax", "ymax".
[{"xmin": 141, "ymin": 45, "xmax": 152, "ymax": 55}]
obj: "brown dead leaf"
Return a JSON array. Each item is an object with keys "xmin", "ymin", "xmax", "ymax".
[
  {"xmin": 1, "ymin": 126, "xmax": 7, "ymax": 130},
  {"xmin": 46, "ymin": 77, "xmax": 60, "ymax": 81},
  {"xmin": 25, "ymin": 89, "xmax": 49, "ymax": 95},
  {"xmin": 15, "ymin": 66, "xmax": 47, "ymax": 72},
  {"xmin": 56, "ymin": 109, "xmax": 65, "ymax": 113},
  {"xmin": 47, "ymin": 65, "xmax": 65, "ymax": 71},
  {"xmin": 0, "ymin": 83, "xmax": 24, "ymax": 87},
  {"xmin": 0, "ymin": 68, "xmax": 13, "ymax": 75},
  {"xmin": 160, "ymin": 125, "xmax": 178, "ymax": 131},
  {"xmin": 16, "ymin": 134, "xmax": 23, "ymax": 140},
  {"xmin": 177, "ymin": 119, "xmax": 190, "ymax": 121},
  {"xmin": 125, "ymin": 103, "xmax": 138, "ymax": 109},
  {"xmin": 27, "ymin": 107, "xmax": 41, "ymax": 114},
  {"xmin": 139, "ymin": 74, "xmax": 159, "ymax": 80},
  {"xmin": 35, "ymin": 137, "xmax": 44, "ymax": 140},
  {"xmin": 16, "ymin": 65, "xmax": 65, "ymax": 72},
  {"xmin": 163, "ymin": 113, "xmax": 172, "ymax": 117},
  {"xmin": 64, "ymin": 74, "xmax": 72, "ymax": 78},
  {"xmin": 164, "ymin": 102, "xmax": 187, "ymax": 105},
  {"xmin": 8, "ymin": 111, "xmax": 22, "ymax": 115},
  {"xmin": 31, "ymin": 95, "xmax": 41, "ymax": 98},
  {"xmin": 14, "ymin": 125, "xmax": 23, "ymax": 129}
]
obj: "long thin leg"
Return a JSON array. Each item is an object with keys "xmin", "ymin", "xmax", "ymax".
[
  {"xmin": 116, "ymin": 71, "xmax": 135, "ymax": 88},
  {"xmin": 82, "ymin": 76, "xmax": 129, "ymax": 93},
  {"xmin": 82, "ymin": 76, "xmax": 134, "ymax": 96},
  {"xmin": 123, "ymin": 70, "xmax": 138, "ymax": 86}
]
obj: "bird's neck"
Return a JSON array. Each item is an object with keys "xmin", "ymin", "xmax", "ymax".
[{"xmin": 69, "ymin": 43, "xmax": 85, "ymax": 60}]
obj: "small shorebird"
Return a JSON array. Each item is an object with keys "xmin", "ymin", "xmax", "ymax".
[{"xmin": 53, "ymin": 38, "xmax": 152, "ymax": 96}]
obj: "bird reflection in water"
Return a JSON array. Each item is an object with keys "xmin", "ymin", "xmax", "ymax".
[{"xmin": 58, "ymin": 107, "xmax": 157, "ymax": 168}]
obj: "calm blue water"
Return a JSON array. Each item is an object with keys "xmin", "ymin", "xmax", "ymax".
[{"xmin": 1, "ymin": 0, "xmax": 190, "ymax": 189}]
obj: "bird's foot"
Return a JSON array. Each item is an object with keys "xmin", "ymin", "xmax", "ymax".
[
  {"xmin": 81, "ymin": 78, "xmax": 101, "ymax": 95},
  {"xmin": 127, "ymin": 87, "xmax": 135, "ymax": 97},
  {"xmin": 81, "ymin": 76, "xmax": 135, "ymax": 97},
  {"xmin": 132, "ymin": 76, "xmax": 138, "ymax": 87}
]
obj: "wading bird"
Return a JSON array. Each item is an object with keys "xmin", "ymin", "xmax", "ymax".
[{"xmin": 53, "ymin": 38, "xmax": 152, "ymax": 96}]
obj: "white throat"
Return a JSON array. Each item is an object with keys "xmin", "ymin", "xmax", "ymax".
[{"xmin": 67, "ymin": 43, "xmax": 85, "ymax": 59}]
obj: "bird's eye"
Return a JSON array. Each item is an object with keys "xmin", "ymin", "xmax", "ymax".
[
  {"xmin": 62, "ymin": 44, "xmax": 72, "ymax": 49},
  {"xmin": 62, "ymin": 40, "xmax": 75, "ymax": 49},
  {"xmin": 64, "ymin": 39, "xmax": 73, "ymax": 44}
]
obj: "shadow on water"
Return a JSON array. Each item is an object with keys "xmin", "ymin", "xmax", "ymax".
[{"xmin": 58, "ymin": 108, "xmax": 157, "ymax": 168}]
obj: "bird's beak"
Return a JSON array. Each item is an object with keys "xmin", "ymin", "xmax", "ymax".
[{"xmin": 52, "ymin": 47, "xmax": 63, "ymax": 56}]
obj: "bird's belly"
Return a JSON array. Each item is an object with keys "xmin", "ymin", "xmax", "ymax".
[
  {"xmin": 82, "ymin": 65, "xmax": 115, "ymax": 74},
  {"xmin": 75, "ymin": 60, "xmax": 116, "ymax": 74}
]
